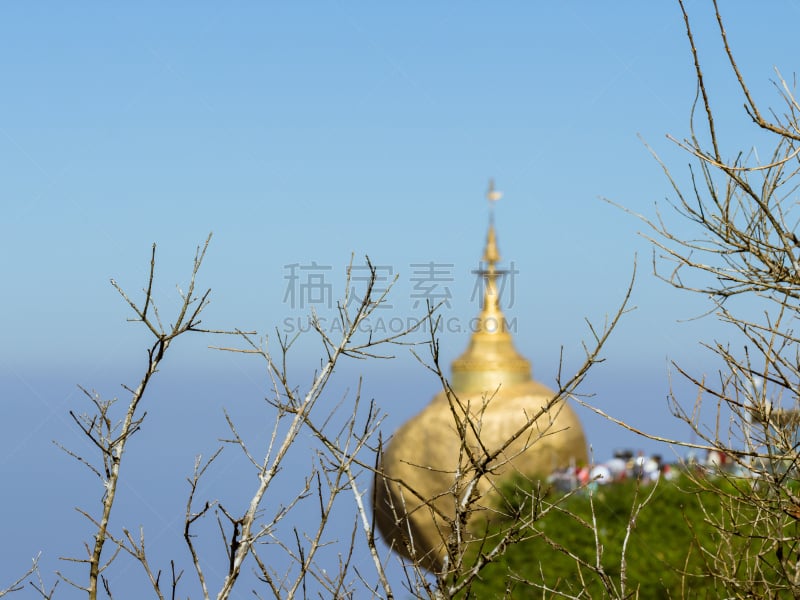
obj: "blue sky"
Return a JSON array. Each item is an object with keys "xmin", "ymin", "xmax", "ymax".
[{"xmin": 2, "ymin": 2, "xmax": 799, "ymax": 594}]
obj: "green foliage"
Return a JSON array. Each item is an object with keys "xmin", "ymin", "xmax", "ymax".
[{"xmin": 464, "ymin": 475, "xmax": 737, "ymax": 599}]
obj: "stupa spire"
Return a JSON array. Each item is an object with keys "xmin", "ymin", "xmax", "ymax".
[
  {"xmin": 477, "ymin": 223, "xmax": 503, "ymax": 333},
  {"xmin": 450, "ymin": 180, "xmax": 531, "ymax": 392}
]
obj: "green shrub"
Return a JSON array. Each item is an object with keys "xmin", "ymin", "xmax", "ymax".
[{"xmin": 464, "ymin": 474, "xmax": 733, "ymax": 598}]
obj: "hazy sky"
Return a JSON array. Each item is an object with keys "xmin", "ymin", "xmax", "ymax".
[{"xmin": 2, "ymin": 2, "xmax": 798, "ymax": 594}]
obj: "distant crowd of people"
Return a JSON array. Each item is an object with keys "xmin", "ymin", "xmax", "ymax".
[
  {"xmin": 547, "ymin": 450, "xmax": 678, "ymax": 492},
  {"xmin": 547, "ymin": 448, "xmax": 749, "ymax": 492}
]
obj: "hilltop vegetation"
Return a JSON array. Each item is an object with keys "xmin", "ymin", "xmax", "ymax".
[{"xmin": 465, "ymin": 473, "xmax": 797, "ymax": 598}]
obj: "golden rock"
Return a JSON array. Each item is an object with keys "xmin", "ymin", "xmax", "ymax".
[{"xmin": 373, "ymin": 201, "xmax": 588, "ymax": 572}]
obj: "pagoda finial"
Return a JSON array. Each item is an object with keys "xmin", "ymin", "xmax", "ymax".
[
  {"xmin": 482, "ymin": 179, "xmax": 502, "ymax": 312},
  {"xmin": 486, "ymin": 178, "xmax": 502, "ymax": 225},
  {"xmin": 480, "ymin": 223, "xmax": 502, "ymax": 325},
  {"xmin": 450, "ymin": 181, "xmax": 531, "ymax": 391},
  {"xmin": 486, "ymin": 178, "xmax": 503, "ymax": 203}
]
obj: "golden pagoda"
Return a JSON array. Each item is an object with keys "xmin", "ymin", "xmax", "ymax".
[{"xmin": 373, "ymin": 182, "xmax": 588, "ymax": 572}]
